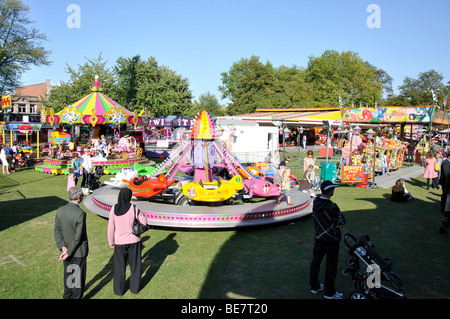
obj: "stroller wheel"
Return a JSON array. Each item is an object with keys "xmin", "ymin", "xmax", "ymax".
[
  {"xmin": 341, "ymin": 268, "xmax": 350, "ymax": 277},
  {"xmin": 345, "ymin": 257, "xmax": 355, "ymax": 266},
  {"xmin": 349, "ymin": 291, "xmax": 368, "ymax": 299}
]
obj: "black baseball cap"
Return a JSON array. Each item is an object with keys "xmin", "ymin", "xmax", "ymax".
[{"xmin": 320, "ymin": 180, "xmax": 339, "ymax": 193}]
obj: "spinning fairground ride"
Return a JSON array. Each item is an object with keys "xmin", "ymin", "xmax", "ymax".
[{"xmin": 84, "ymin": 111, "xmax": 313, "ymax": 229}]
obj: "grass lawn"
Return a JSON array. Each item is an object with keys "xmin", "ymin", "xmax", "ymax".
[{"xmin": 1, "ymin": 160, "xmax": 450, "ymax": 299}]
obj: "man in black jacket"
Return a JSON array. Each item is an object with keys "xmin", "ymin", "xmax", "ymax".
[
  {"xmin": 54, "ymin": 186, "xmax": 89, "ymax": 299},
  {"xmin": 309, "ymin": 180, "xmax": 345, "ymax": 299},
  {"xmin": 439, "ymin": 152, "xmax": 450, "ymax": 214}
]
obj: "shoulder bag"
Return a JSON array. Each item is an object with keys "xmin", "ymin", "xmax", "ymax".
[{"xmin": 132, "ymin": 205, "xmax": 150, "ymax": 236}]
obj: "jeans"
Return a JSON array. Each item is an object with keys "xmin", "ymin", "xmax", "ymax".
[{"xmin": 310, "ymin": 240, "xmax": 340, "ymax": 296}]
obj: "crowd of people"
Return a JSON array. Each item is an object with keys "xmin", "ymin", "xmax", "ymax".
[{"xmin": 0, "ymin": 142, "xmax": 32, "ymax": 174}]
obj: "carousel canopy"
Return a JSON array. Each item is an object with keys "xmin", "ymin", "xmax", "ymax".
[
  {"xmin": 190, "ymin": 111, "xmax": 218, "ymax": 140},
  {"xmin": 44, "ymin": 76, "xmax": 140, "ymax": 127}
]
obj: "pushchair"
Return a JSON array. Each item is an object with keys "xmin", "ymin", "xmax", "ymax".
[
  {"xmin": 341, "ymin": 233, "xmax": 406, "ymax": 299},
  {"xmin": 88, "ymin": 166, "xmax": 104, "ymax": 190}
]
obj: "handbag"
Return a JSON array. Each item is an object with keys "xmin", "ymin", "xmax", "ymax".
[
  {"xmin": 435, "ymin": 161, "xmax": 440, "ymax": 171},
  {"xmin": 132, "ymin": 205, "xmax": 150, "ymax": 236}
]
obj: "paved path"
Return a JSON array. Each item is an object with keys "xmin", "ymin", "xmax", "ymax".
[{"xmin": 372, "ymin": 163, "xmax": 425, "ymax": 189}]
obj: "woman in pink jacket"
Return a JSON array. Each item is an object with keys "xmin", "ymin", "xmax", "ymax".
[
  {"xmin": 424, "ymin": 151, "xmax": 438, "ymax": 190},
  {"xmin": 108, "ymin": 188, "xmax": 147, "ymax": 296}
]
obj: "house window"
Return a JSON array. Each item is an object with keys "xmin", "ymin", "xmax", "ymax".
[
  {"xmin": 30, "ymin": 104, "xmax": 37, "ymax": 113},
  {"xmin": 18, "ymin": 104, "xmax": 27, "ymax": 113}
]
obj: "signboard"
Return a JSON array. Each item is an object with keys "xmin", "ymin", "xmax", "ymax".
[
  {"xmin": 340, "ymin": 106, "xmax": 436, "ymax": 123},
  {"xmin": 6, "ymin": 122, "xmax": 42, "ymax": 131},
  {"xmin": 341, "ymin": 165, "xmax": 365, "ymax": 183}
]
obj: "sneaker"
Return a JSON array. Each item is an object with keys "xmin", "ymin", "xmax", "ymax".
[
  {"xmin": 310, "ymin": 284, "xmax": 324, "ymax": 294},
  {"xmin": 287, "ymin": 202, "xmax": 294, "ymax": 206},
  {"xmin": 324, "ymin": 292, "xmax": 344, "ymax": 299},
  {"xmin": 276, "ymin": 199, "xmax": 281, "ymax": 204}
]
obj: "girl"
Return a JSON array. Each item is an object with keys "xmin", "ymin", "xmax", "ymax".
[
  {"xmin": 67, "ymin": 168, "xmax": 76, "ymax": 192},
  {"xmin": 381, "ymin": 151, "xmax": 391, "ymax": 176},
  {"xmin": 424, "ymin": 151, "xmax": 438, "ymax": 190},
  {"xmin": 71, "ymin": 153, "xmax": 81, "ymax": 185},
  {"xmin": 1, "ymin": 145, "xmax": 9, "ymax": 174},
  {"xmin": 390, "ymin": 179, "xmax": 413, "ymax": 202},
  {"xmin": 276, "ymin": 168, "xmax": 293, "ymax": 205},
  {"xmin": 303, "ymin": 150, "xmax": 315, "ymax": 173}
]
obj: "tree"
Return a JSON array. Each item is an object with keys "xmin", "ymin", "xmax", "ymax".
[
  {"xmin": 134, "ymin": 57, "xmax": 192, "ymax": 117},
  {"xmin": 305, "ymin": 50, "xmax": 390, "ymax": 107},
  {"xmin": 387, "ymin": 69, "xmax": 450, "ymax": 106},
  {"xmin": 191, "ymin": 92, "xmax": 225, "ymax": 118},
  {"xmin": 46, "ymin": 53, "xmax": 115, "ymax": 112},
  {"xmin": 0, "ymin": 0, "xmax": 51, "ymax": 92},
  {"xmin": 219, "ymin": 55, "xmax": 275, "ymax": 115},
  {"xmin": 113, "ymin": 54, "xmax": 141, "ymax": 109}
]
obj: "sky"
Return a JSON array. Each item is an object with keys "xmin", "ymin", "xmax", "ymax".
[{"xmin": 20, "ymin": 0, "xmax": 450, "ymax": 104}]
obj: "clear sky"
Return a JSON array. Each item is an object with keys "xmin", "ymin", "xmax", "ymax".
[{"xmin": 21, "ymin": 0, "xmax": 450, "ymax": 104}]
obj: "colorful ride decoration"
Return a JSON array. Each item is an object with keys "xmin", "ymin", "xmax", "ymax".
[
  {"xmin": 340, "ymin": 106, "xmax": 436, "ymax": 124},
  {"xmin": 181, "ymin": 175, "xmax": 244, "ymax": 202},
  {"xmin": 41, "ymin": 76, "xmax": 141, "ymax": 127},
  {"xmin": 128, "ymin": 174, "xmax": 177, "ymax": 199},
  {"xmin": 142, "ymin": 111, "xmax": 280, "ymax": 203},
  {"xmin": 114, "ymin": 136, "xmax": 143, "ymax": 159}
]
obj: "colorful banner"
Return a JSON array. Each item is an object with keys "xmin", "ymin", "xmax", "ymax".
[
  {"xmin": 1, "ymin": 94, "xmax": 11, "ymax": 109},
  {"xmin": 6, "ymin": 122, "xmax": 42, "ymax": 131},
  {"xmin": 340, "ymin": 106, "xmax": 436, "ymax": 123},
  {"xmin": 341, "ymin": 165, "xmax": 365, "ymax": 183}
]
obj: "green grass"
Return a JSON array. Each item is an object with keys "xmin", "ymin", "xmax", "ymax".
[{"xmin": 1, "ymin": 161, "xmax": 450, "ymax": 299}]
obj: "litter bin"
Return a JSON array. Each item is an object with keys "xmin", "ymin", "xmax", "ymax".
[{"xmin": 320, "ymin": 162, "xmax": 337, "ymax": 182}]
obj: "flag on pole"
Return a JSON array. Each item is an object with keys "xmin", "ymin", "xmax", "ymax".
[
  {"xmin": 431, "ymin": 89, "xmax": 438, "ymax": 106},
  {"xmin": 1, "ymin": 93, "xmax": 11, "ymax": 109}
]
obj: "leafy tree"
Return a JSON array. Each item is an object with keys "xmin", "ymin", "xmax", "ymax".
[
  {"xmin": 45, "ymin": 53, "xmax": 115, "ymax": 112},
  {"xmin": 0, "ymin": 0, "xmax": 51, "ymax": 92},
  {"xmin": 113, "ymin": 54, "xmax": 141, "ymax": 109},
  {"xmin": 190, "ymin": 91, "xmax": 225, "ymax": 118},
  {"xmin": 387, "ymin": 69, "xmax": 450, "ymax": 106},
  {"xmin": 305, "ymin": 50, "xmax": 390, "ymax": 107},
  {"xmin": 134, "ymin": 57, "xmax": 192, "ymax": 117},
  {"xmin": 219, "ymin": 55, "xmax": 275, "ymax": 115}
]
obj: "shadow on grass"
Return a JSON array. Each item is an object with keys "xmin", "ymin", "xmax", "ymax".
[
  {"xmin": 0, "ymin": 196, "xmax": 67, "ymax": 231},
  {"xmin": 83, "ymin": 233, "xmax": 178, "ymax": 299}
]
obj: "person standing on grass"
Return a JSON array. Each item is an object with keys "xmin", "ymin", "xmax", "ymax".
[
  {"xmin": 439, "ymin": 152, "xmax": 450, "ymax": 213},
  {"xmin": 107, "ymin": 188, "xmax": 147, "ymax": 296},
  {"xmin": 54, "ymin": 186, "xmax": 89, "ymax": 299},
  {"xmin": 1, "ymin": 145, "xmax": 9, "ymax": 174},
  {"xmin": 424, "ymin": 151, "xmax": 438, "ymax": 190},
  {"xmin": 310, "ymin": 180, "xmax": 345, "ymax": 299},
  {"xmin": 79, "ymin": 148, "xmax": 93, "ymax": 193},
  {"xmin": 276, "ymin": 167, "xmax": 293, "ymax": 205}
]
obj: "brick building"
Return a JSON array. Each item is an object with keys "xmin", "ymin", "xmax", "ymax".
[{"xmin": 1, "ymin": 79, "xmax": 53, "ymax": 123}]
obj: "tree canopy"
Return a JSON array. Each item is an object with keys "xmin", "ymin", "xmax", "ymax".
[
  {"xmin": 0, "ymin": 0, "xmax": 51, "ymax": 92},
  {"xmin": 46, "ymin": 54, "xmax": 193, "ymax": 117}
]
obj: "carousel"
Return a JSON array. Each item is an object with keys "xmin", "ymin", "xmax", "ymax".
[{"xmin": 35, "ymin": 76, "xmax": 149, "ymax": 175}]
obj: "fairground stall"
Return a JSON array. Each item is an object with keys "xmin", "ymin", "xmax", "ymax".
[{"xmin": 340, "ymin": 105, "xmax": 438, "ymax": 187}]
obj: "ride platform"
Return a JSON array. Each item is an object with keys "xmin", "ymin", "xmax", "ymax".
[{"xmin": 83, "ymin": 185, "xmax": 313, "ymax": 229}]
